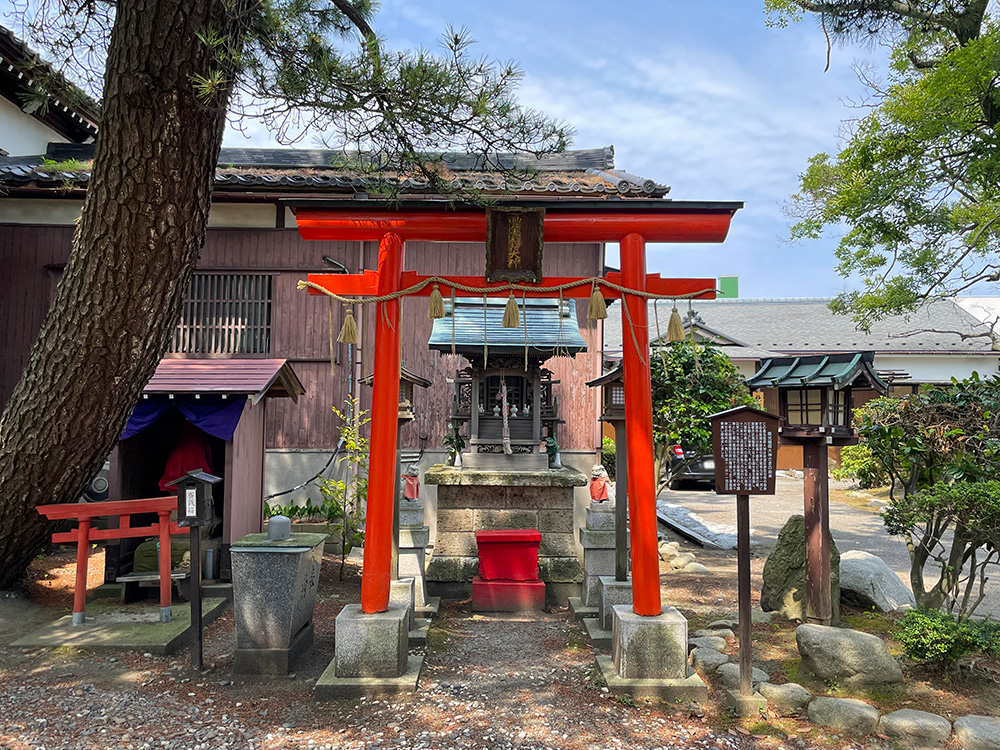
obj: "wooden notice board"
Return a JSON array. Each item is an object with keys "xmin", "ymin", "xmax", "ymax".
[
  {"xmin": 709, "ymin": 406, "xmax": 780, "ymax": 496},
  {"xmin": 485, "ymin": 207, "xmax": 544, "ymax": 283}
]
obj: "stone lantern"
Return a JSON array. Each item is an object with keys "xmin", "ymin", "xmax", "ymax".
[{"xmin": 746, "ymin": 352, "xmax": 887, "ymax": 624}]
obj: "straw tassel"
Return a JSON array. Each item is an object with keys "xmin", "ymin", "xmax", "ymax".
[
  {"xmin": 502, "ymin": 292, "xmax": 520, "ymax": 328},
  {"xmin": 337, "ymin": 305, "xmax": 360, "ymax": 344},
  {"xmin": 666, "ymin": 306, "xmax": 685, "ymax": 342},
  {"xmin": 587, "ymin": 281, "xmax": 607, "ymax": 320},
  {"xmin": 428, "ymin": 283, "xmax": 445, "ymax": 319}
]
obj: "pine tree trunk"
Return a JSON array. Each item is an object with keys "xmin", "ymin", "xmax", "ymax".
[{"xmin": 0, "ymin": 0, "xmax": 242, "ymax": 587}]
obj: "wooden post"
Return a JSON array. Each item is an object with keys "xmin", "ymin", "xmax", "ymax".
[
  {"xmin": 802, "ymin": 441, "xmax": 831, "ymax": 625},
  {"xmin": 361, "ymin": 233, "xmax": 404, "ymax": 614},
  {"xmin": 613, "ymin": 420, "xmax": 629, "ymax": 582},
  {"xmin": 619, "ymin": 233, "xmax": 661, "ymax": 616},
  {"xmin": 190, "ymin": 526, "xmax": 203, "ymax": 669},
  {"xmin": 737, "ymin": 493, "xmax": 752, "ymax": 695},
  {"xmin": 72, "ymin": 518, "xmax": 91, "ymax": 625},
  {"xmin": 158, "ymin": 510, "xmax": 172, "ymax": 623}
]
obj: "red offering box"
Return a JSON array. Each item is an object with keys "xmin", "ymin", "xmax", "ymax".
[
  {"xmin": 472, "ymin": 577, "xmax": 545, "ymax": 612},
  {"xmin": 475, "ymin": 529, "xmax": 542, "ymax": 581}
]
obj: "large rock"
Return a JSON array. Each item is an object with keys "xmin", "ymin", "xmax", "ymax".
[
  {"xmin": 808, "ymin": 696, "xmax": 879, "ymax": 736},
  {"xmin": 879, "ymin": 709, "xmax": 951, "ymax": 748},
  {"xmin": 761, "ymin": 514, "xmax": 840, "ymax": 623},
  {"xmin": 840, "ymin": 550, "xmax": 916, "ymax": 613},
  {"xmin": 796, "ymin": 623, "xmax": 902, "ymax": 686},
  {"xmin": 690, "ymin": 647, "xmax": 729, "ymax": 673},
  {"xmin": 758, "ymin": 682, "xmax": 811, "ymax": 716},
  {"xmin": 716, "ymin": 662, "xmax": 769, "ymax": 689},
  {"xmin": 955, "ymin": 715, "xmax": 1000, "ymax": 750},
  {"xmin": 688, "ymin": 635, "xmax": 727, "ymax": 652}
]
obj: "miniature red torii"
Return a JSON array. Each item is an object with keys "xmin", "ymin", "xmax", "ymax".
[{"xmin": 294, "ymin": 202, "xmax": 740, "ymax": 617}]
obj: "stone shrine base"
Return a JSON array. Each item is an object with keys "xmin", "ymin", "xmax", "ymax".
[
  {"xmin": 472, "ymin": 578, "xmax": 545, "ymax": 612},
  {"xmin": 596, "ymin": 657, "xmax": 708, "ymax": 702}
]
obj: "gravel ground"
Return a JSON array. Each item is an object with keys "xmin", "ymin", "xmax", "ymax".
[{"xmin": 1, "ymin": 556, "xmax": 766, "ymax": 750}]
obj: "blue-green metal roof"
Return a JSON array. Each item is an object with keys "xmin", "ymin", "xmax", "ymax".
[
  {"xmin": 428, "ymin": 298, "xmax": 588, "ymax": 358},
  {"xmin": 745, "ymin": 352, "xmax": 888, "ymax": 393}
]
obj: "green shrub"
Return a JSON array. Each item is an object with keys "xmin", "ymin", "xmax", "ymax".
[
  {"xmin": 832, "ymin": 443, "xmax": 888, "ymax": 488},
  {"xmin": 601, "ymin": 436, "xmax": 616, "ymax": 480},
  {"xmin": 896, "ymin": 609, "xmax": 980, "ymax": 666}
]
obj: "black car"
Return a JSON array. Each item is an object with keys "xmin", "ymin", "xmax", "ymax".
[{"xmin": 667, "ymin": 445, "xmax": 715, "ymax": 490}]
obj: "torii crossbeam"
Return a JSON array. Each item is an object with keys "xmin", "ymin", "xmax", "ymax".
[{"xmin": 293, "ymin": 200, "xmax": 742, "ymax": 617}]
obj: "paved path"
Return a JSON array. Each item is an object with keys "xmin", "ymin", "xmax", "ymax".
[{"xmin": 661, "ymin": 475, "xmax": 999, "ymax": 619}]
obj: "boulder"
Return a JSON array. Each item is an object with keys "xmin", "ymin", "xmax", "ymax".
[
  {"xmin": 707, "ymin": 619, "xmax": 738, "ymax": 630},
  {"xmin": 758, "ymin": 682, "xmax": 811, "ymax": 716},
  {"xmin": 840, "ymin": 550, "xmax": 916, "ymax": 613},
  {"xmin": 878, "ymin": 709, "xmax": 951, "ymax": 748},
  {"xmin": 688, "ymin": 635, "xmax": 727, "ymax": 653},
  {"xmin": 761, "ymin": 515, "xmax": 840, "ymax": 624},
  {"xmin": 796, "ymin": 624, "xmax": 902, "ymax": 686},
  {"xmin": 716, "ymin": 662, "xmax": 769, "ymax": 689},
  {"xmin": 690, "ymin": 647, "xmax": 729, "ymax": 673},
  {"xmin": 694, "ymin": 628, "xmax": 734, "ymax": 640},
  {"xmin": 807, "ymin": 696, "xmax": 879, "ymax": 736},
  {"xmin": 725, "ymin": 609, "xmax": 773, "ymax": 624},
  {"xmin": 954, "ymin": 715, "xmax": 1000, "ymax": 750},
  {"xmin": 658, "ymin": 542, "xmax": 680, "ymax": 561},
  {"xmin": 683, "ymin": 562, "xmax": 711, "ymax": 574},
  {"xmin": 671, "ymin": 553, "xmax": 696, "ymax": 569}
]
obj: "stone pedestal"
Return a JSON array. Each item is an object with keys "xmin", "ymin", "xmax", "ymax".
[
  {"xmin": 596, "ymin": 604, "xmax": 708, "ymax": 702},
  {"xmin": 599, "ymin": 575, "xmax": 633, "ymax": 631},
  {"xmin": 581, "ymin": 502, "xmax": 620, "ymax": 606},
  {"xmin": 389, "ymin": 577, "xmax": 416, "ymax": 631},
  {"xmin": 230, "ymin": 532, "xmax": 326, "ymax": 675},
  {"xmin": 314, "ymin": 604, "xmax": 423, "ymax": 699},
  {"xmin": 424, "ymin": 465, "xmax": 587, "ymax": 603},
  {"xmin": 724, "ymin": 689, "xmax": 768, "ymax": 717}
]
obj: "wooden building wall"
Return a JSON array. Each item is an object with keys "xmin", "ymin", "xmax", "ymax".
[
  {"xmin": 225, "ymin": 398, "xmax": 267, "ymax": 544},
  {"xmin": 1, "ymin": 223, "xmax": 604, "ymax": 453}
]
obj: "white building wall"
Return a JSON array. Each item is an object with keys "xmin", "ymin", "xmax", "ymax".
[
  {"xmin": 0, "ymin": 198, "xmax": 289, "ymax": 228},
  {"xmin": 0, "ymin": 96, "xmax": 67, "ymax": 156},
  {"xmin": 873, "ymin": 354, "xmax": 999, "ymax": 384}
]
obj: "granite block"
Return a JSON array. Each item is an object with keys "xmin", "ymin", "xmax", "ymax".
[
  {"xmin": 612, "ymin": 605, "xmax": 689, "ymax": 680},
  {"xmin": 334, "ymin": 604, "xmax": 408, "ymax": 679}
]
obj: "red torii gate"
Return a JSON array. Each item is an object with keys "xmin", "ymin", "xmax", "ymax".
[{"xmin": 294, "ymin": 201, "xmax": 741, "ymax": 617}]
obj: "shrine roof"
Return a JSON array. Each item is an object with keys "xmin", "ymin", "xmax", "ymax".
[
  {"xmin": 745, "ymin": 352, "xmax": 888, "ymax": 393},
  {"xmin": 0, "ymin": 143, "xmax": 672, "ymax": 198},
  {"xmin": 428, "ymin": 298, "xmax": 588, "ymax": 358}
]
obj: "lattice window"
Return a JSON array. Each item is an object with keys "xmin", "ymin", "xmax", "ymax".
[{"xmin": 170, "ymin": 273, "xmax": 272, "ymax": 355}]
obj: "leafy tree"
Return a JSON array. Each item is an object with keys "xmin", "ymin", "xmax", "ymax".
[
  {"xmin": 650, "ymin": 340, "xmax": 754, "ymax": 492},
  {"xmin": 317, "ymin": 397, "xmax": 369, "ymax": 580},
  {"xmin": 0, "ymin": 0, "xmax": 569, "ymax": 587},
  {"xmin": 853, "ymin": 375, "xmax": 1000, "ymax": 614},
  {"xmin": 765, "ymin": 1, "xmax": 1000, "ymax": 328}
]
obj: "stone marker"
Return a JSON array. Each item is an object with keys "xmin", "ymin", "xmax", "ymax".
[
  {"xmin": 758, "ymin": 682, "xmax": 812, "ymax": 716},
  {"xmin": 230, "ymin": 532, "xmax": 326, "ymax": 675},
  {"xmin": 580, "ymin": 502, "xmax": 618, "ymax": 607},
  {"xmin": 879, "ymin": 709, "xmax": 951, "ymax": 748},
  {"xmin": 807, "ymin": 696, "xmax": 879, "ymax": 736},
  {"xmin": 598, "ymin": 575, "xmax": 632, "ymax": 632},
  {"xmin": 840, "ymin": 550, "xmax": 916, "ymax": 613},
  {"xmin": 716, "ymin": 662, "xmax": 769, "ymax": 689},
  {"xmin": 954, "ymin": 715, "xmax": 1000, "ymax": 750},
  {"xmin": 796, "ymin": 623, "xmax": 903, "ymax": 686},
  {"xmin": 761, "ymin": 515, "xmax": 840, "ymax": 624},
  {"xmin": 690, "ymin": 647, "xmax": 729, "ymax": 673}
]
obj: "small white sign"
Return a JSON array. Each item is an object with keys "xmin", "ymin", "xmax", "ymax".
[{"xmin": 185, "ymin": 487, "xmax": 197, "ymax": 517}]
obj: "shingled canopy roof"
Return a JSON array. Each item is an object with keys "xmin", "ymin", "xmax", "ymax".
[
  {"xmin": 745, "ymin": 352, "xmax": 888, "ymax": 393},
  {"xmin": 428, "ymin": 298, "xmax": 587, "ymax": 360},
  {"xmin": 0, "ymin": 142, "xmax": 670, "ymax": 198}
]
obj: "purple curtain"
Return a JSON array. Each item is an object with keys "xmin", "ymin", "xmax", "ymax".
[{"xmin": 121, "ymin": 395, "xmax": 248, "ymax": 442}]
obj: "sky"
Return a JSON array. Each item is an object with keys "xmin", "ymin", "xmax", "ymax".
[
  {"xmin": 233, "ymin": 0, "xmax": 888, "ymax": 300},
  {"xmin": 2, "ymin": 0, "xmax": 889, "ymax": 299}
]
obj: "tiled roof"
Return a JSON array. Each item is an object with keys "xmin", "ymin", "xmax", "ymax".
[
  {"xmin": 428, "ymin": 298, "xmax": 588, "ymax": 359},
  {"xmin": 0, "ymin": 143, "xmax": 671, "ymax": 198},
  {"xmin": 0, "ymin": 26, "xmax": 100, "ymax": 141},
  {"xmin": 745, "ymin": 352, "xmax": 888, "ymax": 392},
  {"xmin": 603, "ymin": 297, "xmax": 997, "ymax": 356}
]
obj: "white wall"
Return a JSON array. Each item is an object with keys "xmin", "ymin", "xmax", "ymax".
[
  {"xmin": 0, "ymin": 198, "xmax": 289, "ymax": 228},
  {"xmin": 874, "ymin": 354, "xmax": 999, "ymax": 384},
  {"xmin": 0, "ymin": 96, "xmax": 67, "ymax": 157}
]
